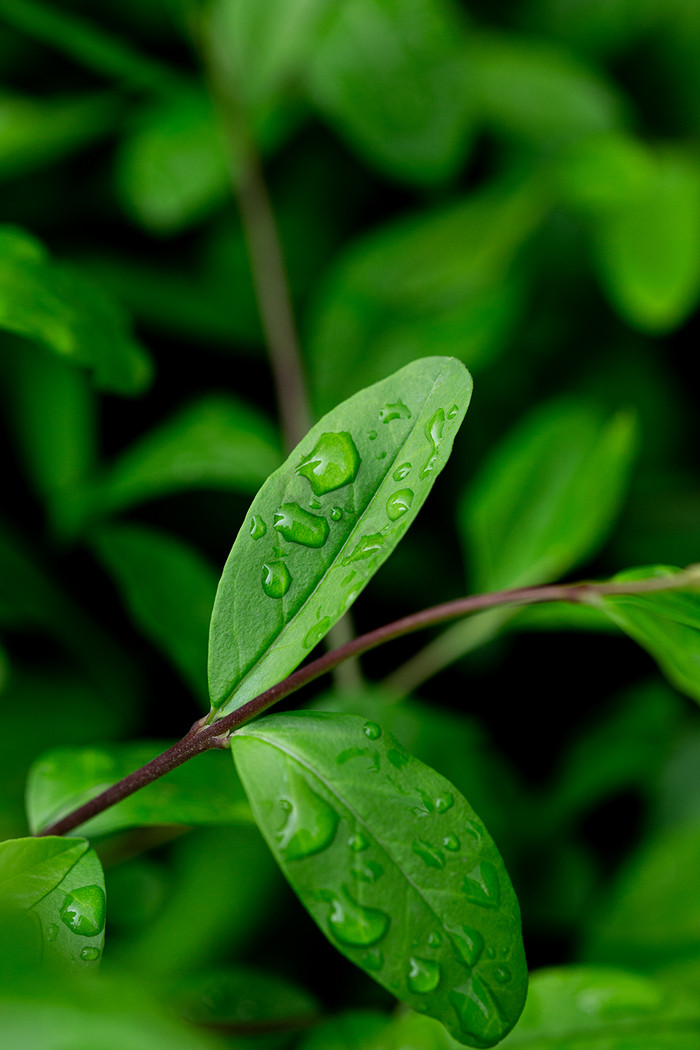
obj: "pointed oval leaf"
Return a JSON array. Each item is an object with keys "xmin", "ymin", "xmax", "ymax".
[
  {"xmin": 232, "ymin": 711, "xmax": 527, "ymax": 1048},
  {"xmin": 208, "ymin": 357, "xmax": 472, "ymax": 716}
]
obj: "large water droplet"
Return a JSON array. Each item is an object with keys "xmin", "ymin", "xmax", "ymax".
[
  {"xmin": 412, "ymin": 839, "xmax": 445, "ymax": 869},
  {"xmin": 420, "ymin": 409, "xmax": 446, "ymax": 480},
  {"xmin": 363, "ymin": 721, "xmax": 381, "ymax": 740},
  {"xmin": 363, "ymin": 949, "xmax": 384, "ymax": 972},
  {"xmin": 436, "ymin": 793, "xmax": 454, "ymax": 813},
  {"xmin": 386, "ymin": 489, "xmax": 414, "ymax": 521},
  {"xmin": 80, "ymin": 946, "xmax": 101, "ymax": 962},
  {"xmin": 296, "ymin": 432, "xmax": 360, "ymax": 495},
  {"xmin": 46, "ymin": 924, "xmax": 58, "ymax": 942},
  {"xmin": 261, "ymin": 560, "xmax": 291, "ymax": 599},
  {"xmin": 462, "ymin": 862, "xmax": 500, "ymax": 909},
  {"xmin": 250, "ymin": 515, "xmax": 267, "ymax": 540},
  {"xmin": 449, "ymin": 977, "xmax": 497, "ymax": 1044},
  {"xmin": 59, "ymin": 886, "xmax": 106, "ymax": 937},
  {"xmin": 342, "ymin": 533, "xmax": 385, "ymax": 564},
  {"xmin": 380, "ymin": 400, "xmax": 412, "ymax": 423},
  {"xmin": 303, "ymin": 617, "xmax": 332, "ymax": 649},
  {"xmin": 408, "ymin": 957, "xmax": 441, "ymax": 994},
  {"xmin": 393, "ymin": 462, "xmax": 411, "ymax": 481},
  {"xmin": 447, "ymin": 924, "xmax": 484, "ymax": 968},
  {"xmin": 274, "ymin": 503, "xmax": 329, "ymax": 548},
  {"xmin": 276, "ymin": 776, "xmax": 339, "ymax": 861},
  {"xmin": 327, "ymin": 887, "xmax": 389, "ymax": 947},
  {"xmin": 443, "ymin": 834, "xmax": 460, "ymax": 851}
]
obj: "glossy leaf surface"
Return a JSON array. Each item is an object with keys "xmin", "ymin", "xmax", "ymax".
[
  {"xmin": 208, "ymin": 357, "xmax": 472, "ymax": 715},
  {"xmin": 0, "ymin": 226, "xmax": 151, "ymax": 394},
  {"xmin": 598, "ymin": 566, "xmax": 700, "ymax": 703},
  {"xmin": 232, "ymin": 712, "xmax": 527, "ymax": 1047},
  {"xmin": 27, "ymin": 742, "xmax": 252, "ymax": 837}
]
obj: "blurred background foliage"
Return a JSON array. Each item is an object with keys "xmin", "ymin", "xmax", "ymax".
[{"xmin": 1, "ymin": 0, "xmax": 700, "ymax": 1045}]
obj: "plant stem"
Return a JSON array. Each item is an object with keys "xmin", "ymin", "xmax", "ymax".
[{"xmin": 36, "ymin": 567, "xmax": 700, "ymax": 838}]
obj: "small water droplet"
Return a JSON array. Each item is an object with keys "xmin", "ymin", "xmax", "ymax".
[
  {"xmin": 349, "ymin": 832, "xmax": 369, "ymax": 852},
  {"xmin": 447, "ymin": 404, "xmax": 459, "ymax": 420},
  {"xmin": 486, "ymin": 947, "xmax": 496, "ymax": 959},
  {"xmin": 342, "ymin": 533, "xmax": 385, "ymax": 564},
  {"xmin": 368, "ymin": 430, "xmax": 377, "ymax": 440},
  {"xmin": 436, "ymin": 792, "xmax": 454, "ymax": 813},
  {"xmin": 443, "ymin": 834, "xmax": 460, "ymax": 851},
  {"xmin": 276, "ymin": 776, "xmax": 339, "ymax": 861},
  {"xmin": 303, "ymin": 617, "xmax": 332, "ymax": 649},
  {"xmin": 462, "ymin": 862, "xmax": 500, "ymax": 909},
  {"xmin": 420, "ymin": 409, "xmax": 446, "ymax": 480},
  {"xmin": 261, "ymin": 560, "xmax": 291, "ymax": 599},
  {"xmin": 46, "ymin": 924, "xmax": 59, "ymax": 942},
  {"xmin": 412, "ymin": 839, "xmax": 445, "ymax": 869},
  {"xmin": 363, "ymin": 721, "xmax": 381, "ymax": 740},
  {"xmin": 363, "ymin": 949, "xmax": 384, "ymax": 972},
  {"xmin": 464, "ymin": 820, "xmax": 482, "ymax": 843},
  {"xmin": 337, "ymin": 747, "xmax": 380, "ymax": 772},
  {"xmin": 327, "ymin": 887, "xmax": 389, "ymax": 947},
  {"xmin": 250, "ymin": 515, "xmax": 266, "ymax": 540},
  {"xmin": 330, "ymin": 507, "xmax": 343, "ymax": 521},
  {"xmin": 388, "ymin": 748, "xmax": 409, "ymax": 769},
  {"xmin": 408, "ymin": 957, "xmax": 441, "ymax": 994},
  {"xmin": 447, "ymin": 925, "xmax": 484, "ymax": 968},
  {"xmin": 274, "ymin": 503, "xmax": 329, "ymax": 548},
  {"xmin": 279, "ymin": 798, "xmax": 292, "ymax": 812},
  {"xmin": 494, "ymin": 965, "xmax": 511, "ymax": 984},
  {"xmin": 296, "ymin": 432, "xmax": 360, "ymax": 495},
  {"xmin": 449, "ymin": 977, "xmax": 497, "ymax": 1043},
  {"xmin": 352, "ymin": 859, "xmax": 384, "ymax": 884},
  {"xmin": 80, "ymin": 946, "xmax": 101, "ymax": 962},
  {"xmin": 393, "ymin": 462, "xmax": 411, "ymax": 481},
  {"xmin": 59, "ymin": 886, "xmax": 106, "ymax": 937},
  {"xmin": 380, "ymin": 400, "xmax": 412, "ymax": 423},
  {"xmin": 376, "ymin": 450, "xmax": 387, "ymax": 459},
  {"xmin": 386, "ymin": 488, "xmax": 414, "ymax": 521},
  {"xmin": 341, "ymin": 571, "xmax": 357, "ymax": 586},
  {"xmin": 428, "ymin": 931, "xmax": 443, "ymax": 948},
  {"xmin": 309, "ymin": 497, "xmax": 322, "ymax": 510}
]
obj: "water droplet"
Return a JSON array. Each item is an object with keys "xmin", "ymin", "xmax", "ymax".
[
  {"xmin": 412, "ymin": 839, "xmax": 445, "ymax": 869},
  {"xmin": 436, "ymin": 792, "xmax": 454, "ymax": 813},
  {"xmin": 376, "ymin": 450, "xmax": 387, "ymax": 459},
  {"xmin": 261, "ymin": 560, "xmax": 291, "ymax": 599},
  {"xmin": 337, "ymin": 747, "xmax": 380, "ymax": 772},
  {"xmin": 486, "ymin": 947, "xmax": 496, "ymax": 959},
  {"xmin": 330, "ymin": 507, "xmax": 343, "ymax": 521},
  {"xmin": 386, "ymin": 488, "xmax": 414, "ymax": 521},
  {"xmin": 59, "ymin": 886, "xmax": 106, "ymax": 937},
  {"xmin": 420, "ymin": 409, "xmax": 446, "ymax": 480},
  {"xmin": 250, "ymin": 515, "xmax": 266, "ymax": 540},
  {"xmin": 342, "ymin": 533, "xmax": 385, "ymax": 564},
  {"xmin": 428, "ymin": 931, "xmax": 442, "ymax": 948},
  {"xmin": 296, "ymin": 432, "xmax": 361, "ymax": 495},
  {"xmin": 368, "ymin": 430, "xmax": 377, "ymax": 441},
  {"xmin": 279, "ymin": 798, "xmax": 292, "ymax": 813},
  {"xmin": 303, "ymin": 617, "xmax": 332, "ymax": 649},
  {"xmin": 447, "ymin": 925, "xmax": 484, "ymax": 968},
  {"xmin": 464, "ymin": 820, "xmax": 482, "ymax": 843},
  {"xmin": 276, "ymin": 776, "xmax": 339, "ymax": 861},
  {"xmin": 408, "ymin": 956, "xmax": 441, "ymax": 994},
  {"xmin": 80, "ymin": 946, "xmax": 101, "ymax": 962},
  {"xmin": 443, "ymin": 834, "xmax": 460, "ymax": 851},
  {"xmin": 363, "ymin": 949, "xmax": 384, "ymax": 972},
  {"xmin": 462, "ymin": 862, "xmax": 500, "ymax": 909},
  {"xmin": 342, "ymin": 571, "xmax": 357, "ymax": 586},
  {"xmin": 274, "ymin": 503, "xmax": 329, "ymax": 548},
  {"xmin": 349, "ymin": 832, "xmax": 369, "ymax": 852},
  {"xmin": 46, "ymin": 924, "xmax": 58, "ymax": 942},
  {"xmin": 412, "ymin": 789, "xmax": 435, "ymax": 816},
  {"xmin": 327, "ymin": 887, "xmax": 389, "ymax": 947},
  {"xmin": 388, "ymin": 748, "xmax": 409, "ymax": 769},
  {"xmin": 380, "ymin": 400, "xmax": 412, "ymax": 424},
  {"xmin": 447, "ymin": 404, "xmax": 459, "ymax": 420},
  {"xmin": 449, "ymin": 977, "xmax": 497, "ymax": 1043},
  {"xmin": 393, "ymin": 462, "xmax": 411, "ymax": 481},
  {"xmin": 352, "ymin": 859, "xmax": 384, "ymax": 884},
  {"xmin": 309, "ymin": 497, "xmax": 322, "ymax": 510},
  {"xmin": 494, "ymin": 965, "xmax": 511, "ymax": 984},
  {"xmin": 363, "ymin": 721, "xmax": 381, "ymax": 740}
]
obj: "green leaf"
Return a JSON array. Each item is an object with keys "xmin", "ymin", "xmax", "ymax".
[
  {"xmin": 232, "ymin": 711, "xmax": 527, "ymax": 1048},
  {"xmin": 309, "ymin": 181, "xmax": 544, "ymax": 416},
  {"xmin": 174, "ymin": 965, "xmax": 319, "ymax": 1030},
  {"xmin": 298, "ymin": 1010, "xmax": 389, "ymax": 1050},
  {"xmin": 460, "ymin": 398, "xmax": 637, "ymax": 592},
  {"xmin": 91, "ymin": 524, "xmax": 219, "ymax": 703},
  {"xmin": 208, "ymin": 356, "xmax": 472, "ymax": 716},
  {"xmin": 26, "ymin": 741, "xmax": 253, "ymax": 837},
  {"xmin": 94, "ymin": 394, "xmax": 282, "ymax": 516},
  {"xmin": 597, "ymin": 565, "xmax": 700, "ymax": 703},
  {"xmin": 307, "ymin": 0, "xmax": 473, "ymax": 184},
  {"xmin": 0, "ymin": 836, "xmax": 105, "ymax": 970},
  {"xmin": 115, "ymin": 87, "xmax": 231, "ymax": 234},
  {"xmin": 0, "ymin": 226, "xmax": 152, "ymax": 394},
  {"xmin": 555, "ymin": 131, "xmax": 657, "ymax": 214}
]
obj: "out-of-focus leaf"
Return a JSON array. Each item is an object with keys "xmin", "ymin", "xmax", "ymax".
[
  {"xmin": 208, "ymin": 357, "xmax": 472, "ymax": 716},
  {"xmin": 468, "ymin": 33, "xmax": 625, "ymax": 145},
  {"xmin": 174, "ymin": 966, "xmax": 319, "ymax": 1034},
  {"xmin": 590, "ymin": 149, "xmax": 700, "ymax": 332},
  {"xmin": 26, "ymin": 741, "xmax": 252, "ymax": 837},
  {"xmin": 598, "ymin": 566, "xmax": 700, "ymax": 703},
  {"xmin": 0, "ymin": 226, "xmax": 152, "ymax": 394},
  {"xmin": 524, "ymin": 0, "xmax": 658, "ymax": 59},
  {"xmin": 307, "ymin": 0, "xmax": 473, "ymax": 184},
  {"xmin": 233, "ymin": 712, "xmax": 528, "ymax": 1048},
  {"xmin": 309, "ymin": 179, "xmax": 545, "ymax": 415},
  {"xmin": 460, "ymin": 398, "xmax": 637, "ymax": 592},
  {"xmin": 653, "ymin": 726, "xmax": 700, "ymax": 831},
  {"xmin": 115, "ymin": 87, "xmax": 230, "ymax": 234},
  {"xmin": 298, "ymin": 1010, "xmax": 389, "ymax": 1050},
  {"xmin": 94, "ymin": 395, "xmax": 282, "ymax": 515},
  {"xmin": 555, "ymin": 132, "xmax": 657, "ymax": 213},
  {"xmin": 91, "ymin": 524, "xmax": 217, "ymax": 703},
  {"xmin": 0, "ymin": 91, "xmax": 119, "ymax": 180}
]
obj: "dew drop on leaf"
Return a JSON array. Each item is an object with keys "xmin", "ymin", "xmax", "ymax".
[
  {"xmin": 464, "ymin": 820, "xmax": 483, "ymax": 843},
  {"xmin": 342, "ymin": 533, "xmax": 385, "ymax": 564},
  {"xmin": 46, "ymin": 924, "xmax": 58, "ymax": 942},
  {"xmin": 435, "ymin": 792, "xmax": 454, "ymax": 813},
  {"xmin": 330, "ymin": 507, "xmax": 343, "ymax": 521},
  {"xmin": 443, "ymin": 834, "xmax": 460, "ymax": 851},
  {"xmin": 80, "ymin": 946, "xmax": 101, "ymax": 962},
  {"xmin": 449, "ymin": 976, "xmax": 497, "ymax": 1044},
  {"xmin": 494, "ymin": 965, "xmax": 511, "ymax": 984},
  {"xmin": 250, "ymin": 515, "xmax": 267, "ymax": 540},
  {"xmin": 295, "ymin": 432, "xmax": 361, "ymax": 495},
  {"xmin": 368, "ymin": 430, "xmax": 377, "ymax": 440},
  {"xmin": 420, "ymin": 409, "xmax": 446, "ymax": 479},
  {"xmin": 273, "ymin": 503, "xmax": 329, "ymax": 548},
  {"xmin": 393, "ymin": 461, "xmax": 411, "ymax": 481},
  {"xmin": 326, "ymin": 886, "xmax": 390, "ymax": 947},
  {"xmin": 447, "ymin": 924, "xmax": 485, "ymax": 968},
  {"xmin": 303, "ymin": 616, "xmax": 333, "ymax": 649},
  {"xmin": 412, "ymin": 839, "xmax": 445, "ymax": 869},
  {"xmin": 428, "ymin": 931, "xmax": 443, "ymax": 948},
  {"xmin": 447, "ymin": 404, "xmax": 459, "ymax": 419},
  {"xmin": 386, "ymin": 488, "xmax": 414, "ymax": 521},
  {"xmin": 363, "ymin": 721, "xmax": 382, "ymax": 740},
  {"xmin": 59, "ymin": 886, "xmax": 106, "ymax": 937},
  {"xmin": 351, "ymin": 859, "xmax": 384, "ymax": 883},
  {"xmin": 379, "ymin": 400, "xmax": 412, "ymax": 423},
  {"xmin": 261, "ymin": 560, "xmax": 291, "ymax": 599},
  {"xmin": 462, "ymin": 862, "xmax": 501, "ymax": 909},
  {"xmin": 362, "ymin": 948, "xmax": 384, "ymax": 972},
  {"xmin": 388, "ymin": 748, "xmax": 409, "ymax": 769},
  {"xmin": 276, "ymin": 777, "xmax": 339, "ymax": 861},
  {"xmin": 348, "ymin": 831, "xmax": 370, "ymax": 852},
  {"xmin": 408, "ymin": 956, "xmax": 441, "ymax": 993}
]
